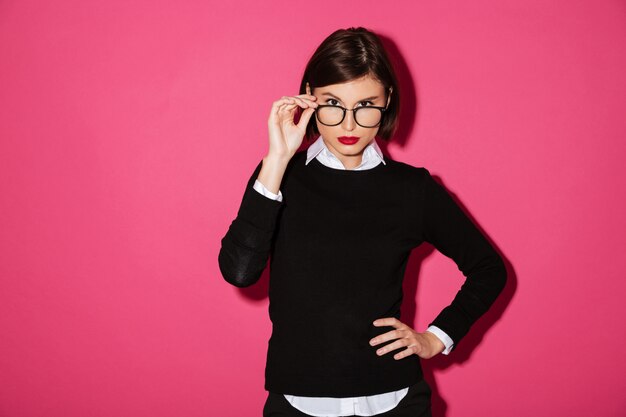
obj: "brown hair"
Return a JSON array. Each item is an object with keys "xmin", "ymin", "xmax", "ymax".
[{"xmin": 299, "ymin": 27, "xmax": 400, "ymax": 142}]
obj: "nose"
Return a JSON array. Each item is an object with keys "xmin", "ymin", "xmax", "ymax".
[{"xmin": 341, "ymin": 109, "xmax": 356, "ymax": 131}]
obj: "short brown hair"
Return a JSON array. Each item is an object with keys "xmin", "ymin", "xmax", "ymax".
[{"xmin": 299, "ymin": 27, "xmax": 400, "ymax": 142}]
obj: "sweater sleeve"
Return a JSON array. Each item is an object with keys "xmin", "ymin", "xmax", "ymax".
[
  {"xmin": 218, "ymin": 159, "xmax": 284, "ymax": 288},
  {"xmin": 253, "ymin": 179, "xmax": 284, "ymax": 202},
  {"xmin": 421, "ymin": 168, "xmax": 507, "ymax": 351}
]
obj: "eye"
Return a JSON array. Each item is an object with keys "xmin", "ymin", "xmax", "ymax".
[{"xmin": 324, "ymin": 99, "xmax": 373, "ymax": 107}]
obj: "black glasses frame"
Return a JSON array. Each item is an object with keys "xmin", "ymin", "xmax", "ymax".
[{"xmin": 314, "ymin": 105, "xmax": 387, "ymax": 128}]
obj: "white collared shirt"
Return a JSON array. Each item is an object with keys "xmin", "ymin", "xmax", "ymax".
[
  {"xmin": 253, "ymin": 135, "xmax": 454, "ymax": 416},
  {"xmin": 304, "ymin": 134, "xmax": 387, "ymax": 171}
]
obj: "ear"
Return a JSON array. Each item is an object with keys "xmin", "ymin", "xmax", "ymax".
[{"xmin": 306, "ymin": 82, "xmax": 312, "ymax": 95}]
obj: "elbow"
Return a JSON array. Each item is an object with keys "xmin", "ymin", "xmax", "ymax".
[
  {"xmin": 493, "ymin": 255, "xmax": 508, "ymax": 295},
  {"xmin": 218, "ymin": 248, "xmax": 264, "ymax": 288},
  {"xmin": 220, "ymin": 268, "xmax": 262, "ymax": 288}
]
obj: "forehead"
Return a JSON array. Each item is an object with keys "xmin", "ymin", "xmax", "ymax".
[{"xmin": 315, "ymin": 75, "xmax": 385, "ymax": 100}]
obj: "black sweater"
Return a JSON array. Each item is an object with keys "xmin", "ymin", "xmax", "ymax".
[{"xmin": 218, "ymin": 150, "xmax": 507, "ymax": 397}]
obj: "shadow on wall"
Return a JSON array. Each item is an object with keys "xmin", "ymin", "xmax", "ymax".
[
  {"xmin": 375, "ymin": 33, "xmax": 517, "ymax": 417},
  {"xmin": 401, "ymin": 179, "xmax": 516, "ymax": 417}
]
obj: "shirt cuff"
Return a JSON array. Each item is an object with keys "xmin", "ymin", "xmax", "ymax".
[
  {"xmin": 254, "ymin": 179, "xmax": 283, "ymax": 202},
  {"xmin": 426, "ymin": 325, "xmax": 454, "ymax": 355}
]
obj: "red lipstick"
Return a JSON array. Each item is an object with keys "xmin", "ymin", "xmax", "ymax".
[{"xmin": 338, "ymin": 136, "xmax": 360, "ymax": 145}]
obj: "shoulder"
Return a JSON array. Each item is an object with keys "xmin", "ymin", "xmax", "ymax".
[
  {"xmin": 285, "ymin": 150, "xmax": 308, "ymax": 173},
  {"xmin": 383, "ymin": 155, "xmax": 431, "ymax": 182},
  {"xmin": 292, "ymin": 149, "xmax": 308, "ymax": 164}
]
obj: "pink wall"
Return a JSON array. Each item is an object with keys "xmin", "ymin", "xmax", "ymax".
[{"xmin": 1, "ymin": 1, "xmax": 625, "ymax": 416}]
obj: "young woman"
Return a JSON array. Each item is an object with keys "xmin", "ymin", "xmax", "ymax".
[{"xmin": 218, "ymin": 27, "xmax": 507, "ymax": 417}]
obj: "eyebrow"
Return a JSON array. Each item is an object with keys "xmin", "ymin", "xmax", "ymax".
[{"xmin": 320, "ymin": 92, "xmax": 381, "ymax": 102}]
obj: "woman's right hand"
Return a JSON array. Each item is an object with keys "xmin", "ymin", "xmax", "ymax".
[{"xmin": 267, "ymin": 93, "xmax": 318, "ymax": 161}]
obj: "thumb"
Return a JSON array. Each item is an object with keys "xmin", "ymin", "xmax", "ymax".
[{"xmin": 297, "ymin": 107, "xmax": 316, "ymax": 130}]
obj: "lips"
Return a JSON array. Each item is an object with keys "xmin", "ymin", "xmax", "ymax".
[{"xmin": 338, "ymin": 136, "xmax": 360, "ymax": 145}]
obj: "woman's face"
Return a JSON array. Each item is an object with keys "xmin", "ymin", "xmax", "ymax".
[{"xmin": 307, "ymin": 75, "xmax": 391, "ymax": 170}]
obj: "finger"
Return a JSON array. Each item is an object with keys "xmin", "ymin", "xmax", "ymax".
[
  {"xmin": 393, "ymin": 344, "xmax": 420, "ymax": 360},
  {"xmin": 273, "ymin": 96, "xmax": 317, "ymax": 111},
  {"xmin": 369, "ymin": 329, "xmax": 403, "ymax": 346},
  {"xmin": 272, "ymin": 97, "xmax": 295, "ymax": 108},
  {"xmin": 272, "ymin": 98, "xmax": 296, "ymax": 115},
  {"xmin": 269, "ymin": 96, "xmax": 317, "ymax": 125},
  {"xmin": 289, "ymin": 96, "xmax": 318, "ymax": 108},
  {"xmin": 374, "ymin": 338, "xmax": 408, "ymax": 356},
  {"xmin": 296, "ymin": 93, "xmax": 317, "ymax": 101},
  {"xmin": 296, "ymin": 107, "xmax": 316, "ymax": 129},
  {"xmin": 277, "ymin": 97, "xmax": 299, "ymax": 111},
  {"xmin": 373, "ymin": 317, "xmax": 400, "ymax": 327},
  {"xmin": 279, "ymin": 96, "xmax": 315, "ymax": 111},
  {"xmin": 279, "ymin": 102, "xmax": 298, "ymax": 112},
  {"xmin": 280, "ymin": 100, "xmax": 298, "ymax": 108},
  {"xmin": 269, "ymin": 101, "xmax": 288, "ymax": 124}
]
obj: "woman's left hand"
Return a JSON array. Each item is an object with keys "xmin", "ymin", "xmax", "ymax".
[{"xmin": 369, "ymin": 317, "xmax": 445, "ymax": 360}]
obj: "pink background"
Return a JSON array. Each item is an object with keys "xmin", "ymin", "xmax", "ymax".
[{"xmin": 1, "ymin": 1, "xmax": 625, "ymax": 416}]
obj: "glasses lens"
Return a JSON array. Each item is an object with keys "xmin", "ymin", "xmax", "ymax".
[
  {"xmin": 355, "ymin": 107, "xmax": 382, "ymax": 127},
  {"xmin": 317, "ymin": 106, "xmax": 344, "ymax": 125}
]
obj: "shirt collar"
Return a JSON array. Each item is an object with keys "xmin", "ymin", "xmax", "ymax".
[{"xmin": 305, "ymin": 135, "xmax": 386, "ymax": 167}]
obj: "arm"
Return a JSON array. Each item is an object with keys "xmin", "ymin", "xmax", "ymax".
[
  {"xmin": 426, "ymin": 325, "xmax": 454, "ymax": 355},
  {"xmin": 219, "ymin": 89, "xmax": 317, "ymax": 287},
  {"xmin": 254, "ymin": 179, "xmax": 283, "ymax": 202},
  {"xmin": 421, "ymin": 169, "xmax": 507, "ymax": 352},
  {"xmin": 217, "ymin": 155, "xmax": 288, "ymax": 287}
]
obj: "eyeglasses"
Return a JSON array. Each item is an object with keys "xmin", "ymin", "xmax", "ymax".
[{"xmin": 315, "ymin": 104, "xmax": 387, "ymax": 128}]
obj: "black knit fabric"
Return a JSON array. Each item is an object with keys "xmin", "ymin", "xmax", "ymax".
[{"xmin": 218, "ymin": 150, "xmax": 506, "ymax": 397}]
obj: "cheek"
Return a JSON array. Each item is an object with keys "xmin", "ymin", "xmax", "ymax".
[
  {"xmin": 361, "ymin": 128, "xmax": 380, "ymax": 142},
  {"xmin": 316, "ymin": 122, "xmax": 335, "ymax": 138}
]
